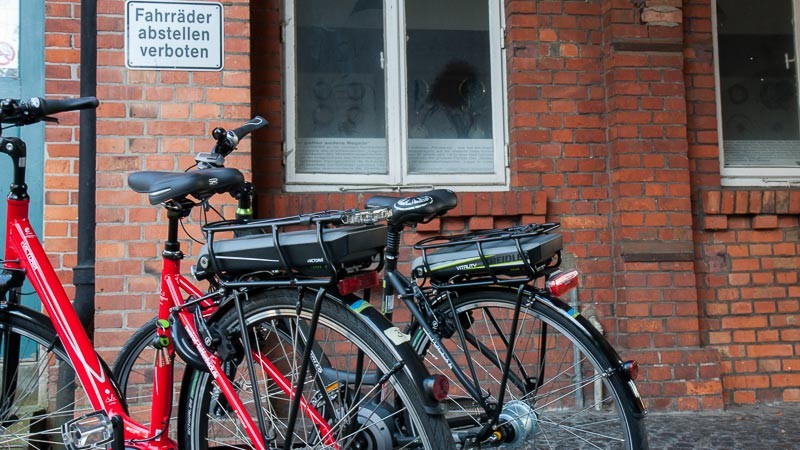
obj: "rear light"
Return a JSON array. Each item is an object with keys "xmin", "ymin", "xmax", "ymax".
[
  {"xmin": 546, "ymin": 269, "xmax": 579, "ymax": 297},
  {"xmin": 622, "ymin": 360, "xmax": 639, "ymax": 381},
  {"xmin": 338, "ymin": 271, "xmax": 380, "ymax": 295},
  {"xmin": 423, "ymin": 375, "xmax": 450, "ymax": 402}
]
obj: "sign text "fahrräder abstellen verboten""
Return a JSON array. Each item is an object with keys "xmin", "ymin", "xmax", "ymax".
[{"xmin": 125, "ymin": 0, "xmax": 224, "ymax": 71}]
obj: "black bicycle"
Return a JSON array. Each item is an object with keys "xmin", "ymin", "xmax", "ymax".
[
  {"xmin": 363, "ymin": 190, "xmax": 649, "ymax": 449},
  {"xmin": 115, "ymin": 178, "xmax": 648, "ymax": 448}
]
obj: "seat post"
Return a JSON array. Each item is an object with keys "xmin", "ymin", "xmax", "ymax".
[
  {"xmin": 380, "ymin": 226, "xmax": 404, "ymax": 319},
  {"xmin": 163, "ymin": 201, "xmax": 193, "ymax": 260}
]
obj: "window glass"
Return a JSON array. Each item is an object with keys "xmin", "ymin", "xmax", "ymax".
[
  {"xmin": 717, "ymin": 0, "xmax": 800, "ymax": 168},
  {"xmin": 295, "ymin": 0, "xmax": 387, "ymax": 174},
  {"xmin": 405, "ymin": 0, "xmax": 494, "ymax": 174}
]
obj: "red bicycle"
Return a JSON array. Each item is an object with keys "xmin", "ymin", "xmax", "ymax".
[{"xmin": 0, "ymin": 97, "xmax": 453, "ymax": 449}]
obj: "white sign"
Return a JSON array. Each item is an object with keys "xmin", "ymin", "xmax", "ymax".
[
  {"xmin": 125, "ymin": 0, "xmax": 223, "ymax": 71},
  {"xmin": 296, "ymin": 138, "xmax": 388, "ymax": 174},
  {"xmin": 408, "ymin": 139, "xmax": 494, "ymax": 174},
  {"xmin": 0, "ymin": 0, "xmax": 19, "ymax": 77}
]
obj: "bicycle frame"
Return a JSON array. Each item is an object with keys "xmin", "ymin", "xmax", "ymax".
[{"xmin": 3, "ymin": 187, "xmax": 335, "ymax": 449}]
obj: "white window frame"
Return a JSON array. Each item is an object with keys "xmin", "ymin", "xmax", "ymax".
[
  {"xmin": 283, "ymin": 0, "xmax": 509, "ymax": 192},
  {"xmin": 712, "ymin": 0, "xmax": 800, "ymax": 187}
]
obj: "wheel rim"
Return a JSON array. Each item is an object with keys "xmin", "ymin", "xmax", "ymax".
[{"xmin": 414, "ymin": 297, "xmax": 634, "ymax": 449}]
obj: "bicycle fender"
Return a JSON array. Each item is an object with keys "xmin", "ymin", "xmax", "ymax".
[
  {"xmin": 531, "ymin": 292, "xmax": 648, "ymax": 417},
  {"xmin": 339, "ymin": 293, "xmax": 448, "ymax": 416},
  {"xmin": 0, "ymin": 302, "xmax": 54, "ymax": 330}
]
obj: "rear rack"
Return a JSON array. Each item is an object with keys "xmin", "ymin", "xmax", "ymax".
[
  {"xmin": 201, "ymin": 208, "xmax": 391, "ymax": 289},
  {"xmin": 413, "ymin": 223, "xmax": 563, "ymax": 289}
]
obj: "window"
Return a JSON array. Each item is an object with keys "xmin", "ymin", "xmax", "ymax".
[
  {"xmin": 713, "ymin": 0, "xmax": 800, "ymax": 186},
  {"xmin": 284, "ymin": 0, "xmax": 507, "ymax": 191}
]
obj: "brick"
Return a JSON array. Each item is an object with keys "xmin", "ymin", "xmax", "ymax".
[
  {"xmin": 647, "ymin": 0, "xmax": 684, "ymax": 7},
  {"xmin": 762, "ymin": 191, "xmax": 776, "ymax": 214},
  {"xmin": 752, "ymin": 215, "xmax": 778, "ymax": 230},
  {"xmin": 703, "ymin": 215, "xmax": 728, "ymax": 230},
  {"xmin": 776, "ymin": 190, "xmax": 791, "ymax": 214},
  {"xmin": 748, "ymin": 191, "xmax": 763, "ymax": 214},
  {"xmin": 414, "ymin": 218, "xmax": 440, "ymax": 233}
]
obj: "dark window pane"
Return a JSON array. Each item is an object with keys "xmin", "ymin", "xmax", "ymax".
[
  {"xmin": 295, "ymin": 0, "xmax": 387, "ymax": 174},
  {"xmin": 406, "ymin": 0, "xmax": 495, "ymax": 174},
  {"xmin": 717, "ymin": 0, "xmax": 800, "ymax": 167}
]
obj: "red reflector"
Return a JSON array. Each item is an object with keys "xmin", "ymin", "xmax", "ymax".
[
  {"xmin": 424, "ymin": 375, "xmax": 450, "ymax": 402},
  {"xmin": 546, "ymin": 269, "xmax": 579, "ymax": 297},
  {"xmin": 622, "ymin": 360, "xmax": 639, "ymax": 381},
  {"xmin": 338, "ymin": 271, "xmax": 380, "ymax": 295}
]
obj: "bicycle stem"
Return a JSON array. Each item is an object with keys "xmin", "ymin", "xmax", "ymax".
[{"xmin": 0, "ymin": 137, "xmax": 28, "ymax": 200}]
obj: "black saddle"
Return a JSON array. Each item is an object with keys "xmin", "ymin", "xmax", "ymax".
[
  {"xmin": 366, "ymin": 189, "xmax": 457, "ymax": 227},
  {"xmin": 128, "ymin": 168, "xmax": 245, "ymax": 205}
]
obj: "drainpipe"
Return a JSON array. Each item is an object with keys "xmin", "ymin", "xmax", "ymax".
[
  {"xmin": 57, "ymin": 0, "xmax": 96, "ymax": 423},
  {"xmin": 73, "ymin": 0, "xmax": 98, "ymax": 336}
]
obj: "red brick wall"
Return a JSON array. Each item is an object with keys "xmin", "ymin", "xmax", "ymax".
[
  {"xmin": 44, "ymin": 0, "xmax": 254, "ymax": 361},
  {"xmin": 39, "ymin": 0, "xmax": 800, "ymax": 411},
  {"xmin": 249, "ymin": 0, "xmax": 800, "ymax": 410},
  {"xmin": 684, "ymin": 0, "xmax": 800, "ymax": 405},
  {"xmin": 697, "ymin": 191, "xmax": 800, "ymax": 404},
  {"xmin": 44, "ymin": 0, "xmax": 83, "ymax": 294}
]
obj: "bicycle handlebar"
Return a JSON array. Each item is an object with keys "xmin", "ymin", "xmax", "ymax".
[
  {"xmin": 196, "ymin": 116, "xmax": 269, "ymax": 169},
  {"xmin": 0, "ymin": 97, "xmax": 99, "ymax": 126},
  {"xmin": 211, "ymin": 116, "xmax": 268, "ymax": 157}
]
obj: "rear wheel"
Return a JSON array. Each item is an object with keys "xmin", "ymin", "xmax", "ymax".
[
  {"xmin": 412, "ymin": 289, "xmax": 648, "ymax": 449},
  {"xmin": 0, "ymin": 312, "xmax": 94, "ymax": 448},
  {"xmin": 180, "ymin": 290, "xmax": 454, "ymax": 449}
]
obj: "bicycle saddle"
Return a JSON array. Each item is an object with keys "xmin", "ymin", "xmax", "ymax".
[
  {"xmin": 365, "ymin": 189, "xmax": 457, "ymax": 227},
  {"xmin": 128, "ymin": 168, "xmax": 245, "ymax": 205}
]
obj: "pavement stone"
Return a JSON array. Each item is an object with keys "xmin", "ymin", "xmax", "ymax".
[{"xmin": 645, "ymin": 403, "xmax": 800, "ymax": 449}]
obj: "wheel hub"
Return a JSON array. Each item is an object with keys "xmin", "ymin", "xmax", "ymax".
[
  {"xmin": 496, "ymin": 400, "xmax": 537, "ymax": 448},
  {"xmin": 352, "ymin": 402, "xmax": 396, "ymax": 450}
]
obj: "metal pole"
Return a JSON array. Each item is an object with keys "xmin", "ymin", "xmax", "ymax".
[
  {"xmin": 57, "ymin": 0, "xmax": 97, "ymax": 430},
  {"xmin": 73, "ymin": 0, "xmax": 97, "ymax": 336}
]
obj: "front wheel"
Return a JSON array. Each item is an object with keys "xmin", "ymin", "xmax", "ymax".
[
  {"xmin": 180, "ymin": 290, "xmax": 454, "ymax": 449},
  {"xmin": 0, "ymin": 311, "xmax": 95, "ymax": 448},
  {"xmin": 411, "ymin": 288, "xmax": 648, "ymax": 449}
]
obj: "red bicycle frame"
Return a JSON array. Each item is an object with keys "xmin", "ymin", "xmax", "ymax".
[{"xmin": 3, "ymin": 194, "xmax": 336, "ymax": 448}]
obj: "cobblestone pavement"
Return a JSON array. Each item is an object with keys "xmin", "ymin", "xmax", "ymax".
[{"xmin": 645, "ymin": 402, "xmax": 800, "ymax": 449}]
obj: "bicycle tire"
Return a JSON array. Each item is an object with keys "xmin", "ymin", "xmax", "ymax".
[
  {"xmin": 112, "ymin": 317, "xmax": 184, "ymax": 441},
  {"xmin": 0, "ymin": 310, "xmax": 96, "ymax": 448},
  {"xmin": 179, "ymin": 290, "xmax": 454, "ymax": 449},
  {"xmin": 410, "ymin": 288, "xmax": 648, "ymax": 449}
]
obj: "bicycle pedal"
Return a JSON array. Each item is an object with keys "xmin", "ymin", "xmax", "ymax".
[{"xmin": 61, "ymin": 410, "xmax": 114, "ymax": 450}]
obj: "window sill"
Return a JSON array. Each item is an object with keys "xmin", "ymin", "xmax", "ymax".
[{"xmin": 283, "ymin": 183, "xmax": 511, "ymax": 193}]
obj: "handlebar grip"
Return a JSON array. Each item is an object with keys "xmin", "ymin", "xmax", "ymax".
[
  {"xmin": 231, "ymin": 116, "xmax": 268, "ymax": 140},
  {"xmin": 26, "ymin": 97, "xmax": 99, "ymax": 116}
]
